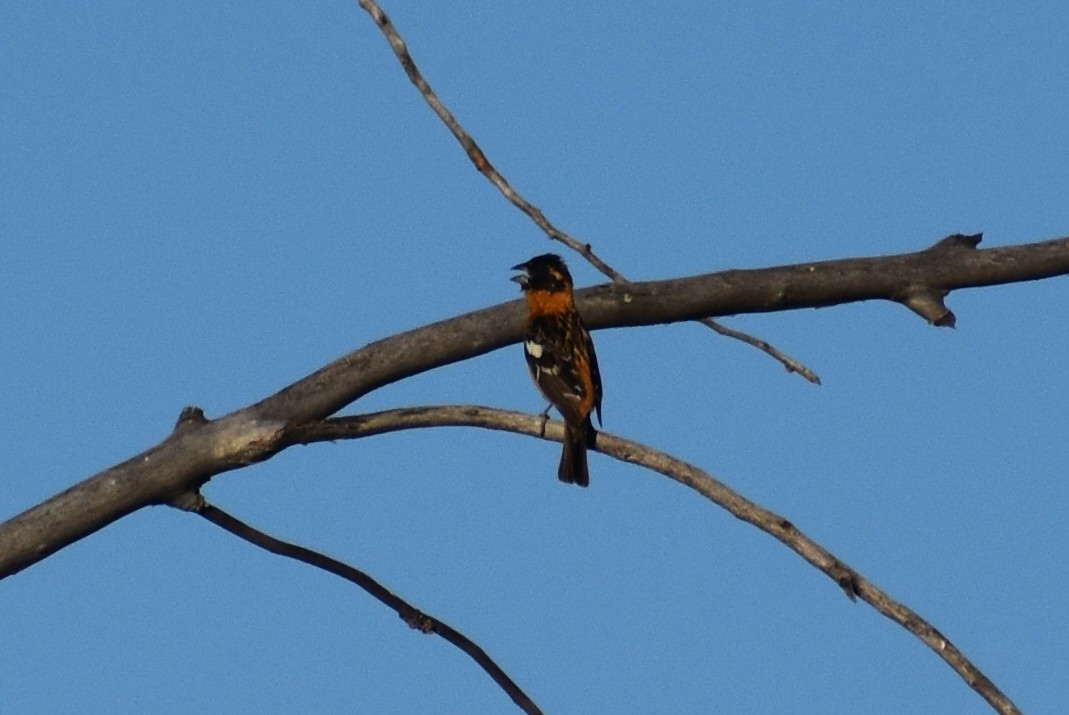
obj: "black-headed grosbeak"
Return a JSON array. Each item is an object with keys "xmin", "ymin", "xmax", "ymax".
[{"xmin": 511, "ymin": 254, "xmax": 603, "ymax": 487}]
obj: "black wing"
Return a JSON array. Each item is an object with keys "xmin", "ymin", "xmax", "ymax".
[{"xmin": 523, "ymin": 314, "xmax": 596, "ymax": 426}]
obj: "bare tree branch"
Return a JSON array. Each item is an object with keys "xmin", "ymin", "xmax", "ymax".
[
  {"xmin": 1, "ymin": 233, "xmax": 1067, "ymax": 580},
  {"xmin": 697, "ymin": 317, "xmax": 822, "ymax": 383},
  {"xmin": 285, "ymin": 405, "xmax": 1020, "ymax": 715},
  {"xmin": 2, "ymin": 5, "xmax": 1057, "ymax": 713},
  {"xmin": 355, "ymin": 0, "xmax": 610, "ymax": 272},
  {"xmin": 0, "ymin": 231, "xmax": 1059, "ymax": 711},
  {"xmin": 355, "ymin": 0, "xmax": 821, "ymax": 382},
  {"xmin": 180, "ymin": 494, "xmax": 543, "ymax": 715}
]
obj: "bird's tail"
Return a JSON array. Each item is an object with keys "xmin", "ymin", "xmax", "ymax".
[{"xmin": 558, "ymin": 419, "xmax": 595, "ymax": 487}]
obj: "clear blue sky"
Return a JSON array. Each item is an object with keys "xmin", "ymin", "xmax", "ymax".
[{"xmin": 3, "ymin": 3, "xmax": 1067, "ymax": 713}]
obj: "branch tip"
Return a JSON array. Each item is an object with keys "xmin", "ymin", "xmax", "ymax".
[
  {"xmin": 934, "ymin": 312, "xmax": 957, "ymax": 328},
  {"xmin": 700, "ymin": 318, "xmax": 823, "ymax": 384}
]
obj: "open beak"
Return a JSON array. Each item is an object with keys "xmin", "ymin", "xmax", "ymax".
[{"xmin": 510, "ymin": 262, "xmax": 529, "ymax": 287}]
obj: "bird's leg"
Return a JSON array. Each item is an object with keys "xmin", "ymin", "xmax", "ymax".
[{"xmin": 538, "ymin": 404, "xmax": 552, "ymax": 437}]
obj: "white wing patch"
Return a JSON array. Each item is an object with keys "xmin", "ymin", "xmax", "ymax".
[{"xmin": 524, "ymin": 340, "xmax": 544, "ymax": 359}]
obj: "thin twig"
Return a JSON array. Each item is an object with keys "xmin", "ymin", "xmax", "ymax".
[
  {"xmin": 697, "ymin": 317, "xmax": 821, "ymax": 384},
  {"xmin": 191, "ymin": 498, "xmax": 543, "ymax": 715},
  {"xmin": 286, "ymin": 405, "xmax": 1021, "ymax": 715},
  {"xmin": 355, "ymin": 0, "xmax": 820, "ymax": 384}
]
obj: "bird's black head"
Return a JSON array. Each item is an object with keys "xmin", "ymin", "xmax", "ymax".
[{"xmin": 510, "ymin": 253, "xmax": 574, "ymax": 292}]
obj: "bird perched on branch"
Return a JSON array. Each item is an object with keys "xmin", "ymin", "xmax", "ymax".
[{"xmin": 511, "ymin": 254, "xmax": 603, "ymax": 487}]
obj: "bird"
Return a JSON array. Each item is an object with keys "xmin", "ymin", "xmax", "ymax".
[{"xmin": 511, "ymin": 253, "xmax": 603, "ymax": 486}]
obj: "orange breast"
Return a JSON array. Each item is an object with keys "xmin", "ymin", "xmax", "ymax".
[{"xmin": 525, "ymin": 288, "xmax": 574, "ymax": 317}]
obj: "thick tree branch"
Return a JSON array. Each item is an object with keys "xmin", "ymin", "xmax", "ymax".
[
  {"xmin": 1, "ymin": 234, "xmax": 1066, "ymax": 579},
  {"xmin": 264, "ymin": 233, "xmax": 1068, "ymax": 422}
]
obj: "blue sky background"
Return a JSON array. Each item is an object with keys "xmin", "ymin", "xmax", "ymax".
[{"xmin": 2, "ymin": 3, "xmax": 1067, "ymax": 713}]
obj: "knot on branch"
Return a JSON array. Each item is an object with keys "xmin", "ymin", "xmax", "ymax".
[
  {"xmin": 167, "ymin": 490, "xmax": 205, "ymax": 513},
  {"xmin": 174, "ymin": 406, "xmax": 209, "ymax": 433},
  {"xmin": 402, "ymin": 608, "xmax": 436, "ymax": 634},
  {"xmin": 899, "ymin": 233, "xmax": 984, "ymax": 327},
  {"xmin": 829, "ymin": 562, "xmax": 861, "ymax": 602},
  {"xmin": 925, "ymin": 232, "xmax": 982, "ymax": 253},
  {"xmin": 901, "ymin": 287, "xmax": 956, "ymax": 327}
]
